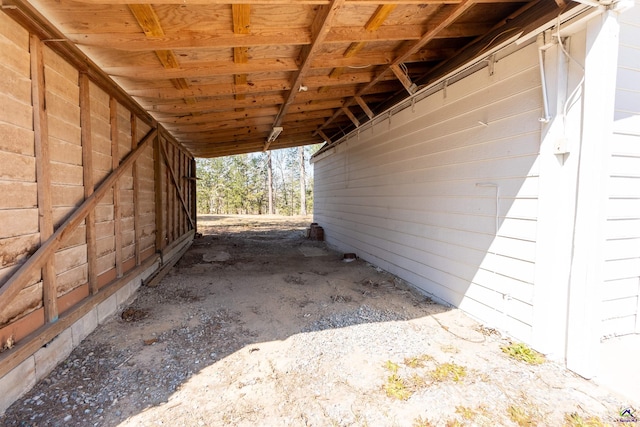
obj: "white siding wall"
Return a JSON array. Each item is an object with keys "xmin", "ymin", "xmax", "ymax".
[
  {"xmin": 314, "ymin": 42, "xmax": 543, "ymax": 343},
  {"xmin": 602, "ymin": 3, "xmax": 640, "ymax": 337}
]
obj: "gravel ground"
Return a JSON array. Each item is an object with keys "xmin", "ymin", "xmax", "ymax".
[{"xmin": 0, "ymin": 215, "xmax": 635, "ymax": 426}]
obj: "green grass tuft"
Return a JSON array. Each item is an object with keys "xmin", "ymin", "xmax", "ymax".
[{"xmin": 501, "ymin": 342, "xmax": 545, "ymax": 364}]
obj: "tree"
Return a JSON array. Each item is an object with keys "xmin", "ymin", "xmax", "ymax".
[
  {"xmin": 195, "ymin": 145, "xmax": 323, "ymax": 215},
  {"xmin": 299, "ymin": 146, "xmax": 306, "ymax": 215}
]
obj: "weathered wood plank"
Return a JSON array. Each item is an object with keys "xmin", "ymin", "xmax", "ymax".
[
  {"xmin": 0, "ymin": 281, "xmax": 42, "ymax": 327},
  {"xmin": 0, "ymin": 182, "xmax": 37, "ymax": 209},
  {"xmin": 0, "ymin": 123, "xmax": 157, "ymax": 312},
  {"xmin": 56, "ymin": 263, "xmax": 88, "ymax": 296},
  {"xmin": 0, "ymin": 209, "xmax": 40, "ymax": 240},
  {"xmin": 0, "ymin": 234, "xmax": 40, "ymax": 272}
]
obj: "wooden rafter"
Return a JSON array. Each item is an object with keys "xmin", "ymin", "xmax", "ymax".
[
  {"xmin": 328, "ymin": 4, "xmax": 397, "ymax": 80},
  {"xmin": 315, "ymin": 0, "xmax": 476, "ymax": 136},
  {"xmin": 69, "ymin": 23, "xmax": 491, "ymax": 52},
  {"xmin": 355, "ymin": 96, "xmax": 374, "ymax": 119},
  {"xmin": 71, "ymin": 0, "xmax": 513, "ymax": 4},
  {"xmin": 127, "ymin": 4, "xmax": 194, "ymax": 102},
  {"xmin": 265, "ymin": 0, "xmax": 346, "ymax": 151},
  {"xmin": 232, "ymin": 4, "xmax": 251, "ymax": 102},
  {"xmin": 9, "ymin": 0, "xmax": 572, "ymax": 158}
]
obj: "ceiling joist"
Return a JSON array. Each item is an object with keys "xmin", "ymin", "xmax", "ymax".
[{"xmin": 14, "ymin": 0, "xmax": 573, "ymax": 157}]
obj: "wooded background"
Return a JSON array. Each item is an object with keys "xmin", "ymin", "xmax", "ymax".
[{"xmin": 196, "ymin": 145, "xmax": 322, "ymax": 216}]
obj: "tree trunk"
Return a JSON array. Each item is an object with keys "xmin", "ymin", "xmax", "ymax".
[
  {"xmin": 267, "ymin": 151, "xmax": 274, "ymax": 215},
  {"xmin": 299, "ymin": 146, "xmax": 307, "ymax": 216}
]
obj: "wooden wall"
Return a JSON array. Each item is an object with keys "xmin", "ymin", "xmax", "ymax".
[{"xmin": 0, "ymin": 9, "xmax": 196, "ymax": 375}]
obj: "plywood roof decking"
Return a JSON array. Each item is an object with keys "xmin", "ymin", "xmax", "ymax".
[{"xmin": 11, "ymin": 0, "xmax": 571, "ymax": 157}]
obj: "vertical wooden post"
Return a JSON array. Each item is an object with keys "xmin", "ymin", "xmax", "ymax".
[
  {"xmin": 154, "ymin": 134, "xmax": 165, "ymax": 251},
  {"xmin": 167, "ymin": 142, "xmax": 174, "ymax": 243},
  {"xmin": 191, "ymin": 158, "xmax": 197, "ymax": 233},
  {"xmin": 131, "ymin": 114, "xmax": 141, "ymax": 265},
  {"xmin": 178, "ymin": 150, "xmax": 184, "ymax": 236},
  {"xmin": 110, "ymin": 97, "xmax": 123, "ymax": 278},
  {"xmin": 31, "ymin": 35, "xmax": 58, "ymax": 322},
  {"xmin": 79, "ymin": 73, "xmax": 97, "ymax": 295}
]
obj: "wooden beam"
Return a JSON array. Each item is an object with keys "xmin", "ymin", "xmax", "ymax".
[
  {"xmin": 269, "ymin": 0, "xmax": 345, "ymax": 137},
  {"xmin": 131, "ymin": 115, "xmax": 142, "ymax": 266},
  {"xmin": 0, "ymin": 129, "xmax": 158, "ymax": 312},
  {"xmin": 355, "ymin": 96, "xmax": 374, "ymax": 119},
  {"xmin": 324, "ymin": 4, "xmax": 394, "ymax": 92},
  {"xmin": 72, "ymin": 0, "xmax": 505, "ymax": 5},
  {"xmin": 128, "ymin": 4, "xmax": 196, "ymax": 108},
  {"xmin": 127, "ymin": 4, "xmax": 164, "ymax": 37},
  {"xmin": 68, "ymin": 23, "xmax": 491, "ymax": 52},
  {"xmin": 317, "ymin": 0, "xmax": 476, "ymax": 133},
  {"xmin": 102, "ymin": 58, "xmax": 298, "ymax": 79},
  {"xmin": 154, "ymin": 135, "xmax": 165, "ymax": 252},
  {"xmin": 69, "ymin": 29, "xmax": 311, "ymax": 51},
  {"xmin": 316, "ymin": 130, "xmax": 332, "ymax": 144},
  {"xmin": 232, "ymin": 5, "xmax": 251, "ymax": 101},
  {"xmin": 110, "ymin": 97, "xmax": 123, "ymax": 278},
  {"xmin": 79, "ymin": 73, "xmax": 98, "ymax": 296},
  {"xmin": 128, "ymin": 71, "xmax": 397, "ymax": 100},
  {"xmin": 358, "ymin": 0, "xmax": 476, "ymax": 96},
  {"xmin": 342, "ymin": 106, "xmax": 360, "ymax": 127},
  {"xmin": 190, "ymin": 158, "xmax": 197, "ymax": 233},
  {"xmin": 390, "ymin": 64, "xmax": 417, "ymax": 94},
  {"xmin": 144, "ymin": 83, "xmax": 395, "ymax": 114},
  {"xmin": 30, "ymin": 35, "xmax": 57, "ymax": 323},
  {"xmin": 232, "ymin": 4, "xmax": 251, "ymax": 34}
]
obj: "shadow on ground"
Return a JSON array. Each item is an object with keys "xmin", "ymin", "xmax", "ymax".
[{"xmin": 0, "ymin": 215, "xmax": 631, "ymax": 427}]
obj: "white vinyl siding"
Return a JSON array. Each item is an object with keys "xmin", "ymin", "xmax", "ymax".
[
  {"xmin": 602, "ymin": 3, "xmax": 640, "ymax": 337},
  {"xmin": 314, "ymin": 42, "xmax": 543, "ymax": 343}
]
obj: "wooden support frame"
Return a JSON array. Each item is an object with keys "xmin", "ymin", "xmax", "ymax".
[
  {"xmin": 80, "ymin": 73, "xmax": 98, "ymax": 295},
  {"xmin": 0, "ymin": 129, "xmax": 158, "ymax": 309},
  {"xmin": 131, "ymin": 114, "xmax": 142, "ymax": 266},
  {"xmin": 159, "ymin": 139, "xmax": 195, "ymax": 229},
  {"xmin": 110, "ymin": 97, "xmax": 123, "ymax": 278},
  {"xmin": 342, "ymin": 106, "xmax": 360, "ymax": 127},
  {"xmin": 154, "ymin": 136, "xmax": 165, "ymax": 251},
  {"xmin": 355, "ymin": 96, "xmax": 374, "ymax": 120},
  {"xmin": 30, "ymin": 35, "xmax": 57, "ymax": 323}
]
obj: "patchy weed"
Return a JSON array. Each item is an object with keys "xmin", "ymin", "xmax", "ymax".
[
  {"xmin": 563, "ymin": 412, "xmax": 607, "ymax": 427},
  {"xmin": 384, "ymin": 360, "xmax": 400, "ymax": 374},
  {"xmin": 456, "ymin": 406, "xmax": 476, "ymax": 420},
  {"xmin": 430, "ymin": 362, "xmax": 467, "ymax": 382},
  {"xmin": 403, "ymin": 354, "xmax": 433, "ymax": 368},
  {"xmin": 383, "ymin": 374, "xmax": 412, "ymax": 400},
  {"xmin": 412, "ymin": 416, "xmax": 435, "ymax": 427},
  {"xmin": 508, "ymin": 405, "xmax": 539, "ymax": 426},
  {"xmin": 501, "ymin": 342, "xmax": 545, "ymax": 365}
]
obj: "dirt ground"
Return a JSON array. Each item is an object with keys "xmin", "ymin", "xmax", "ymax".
[{"xmin": 1, "ymin": 215, "xmax": 636, "ymax": 426}]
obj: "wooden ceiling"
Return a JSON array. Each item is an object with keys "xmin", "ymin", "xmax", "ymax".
[{"xmin": 18, "ymin": 0, "xmax": 571, "ymax": 157}]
